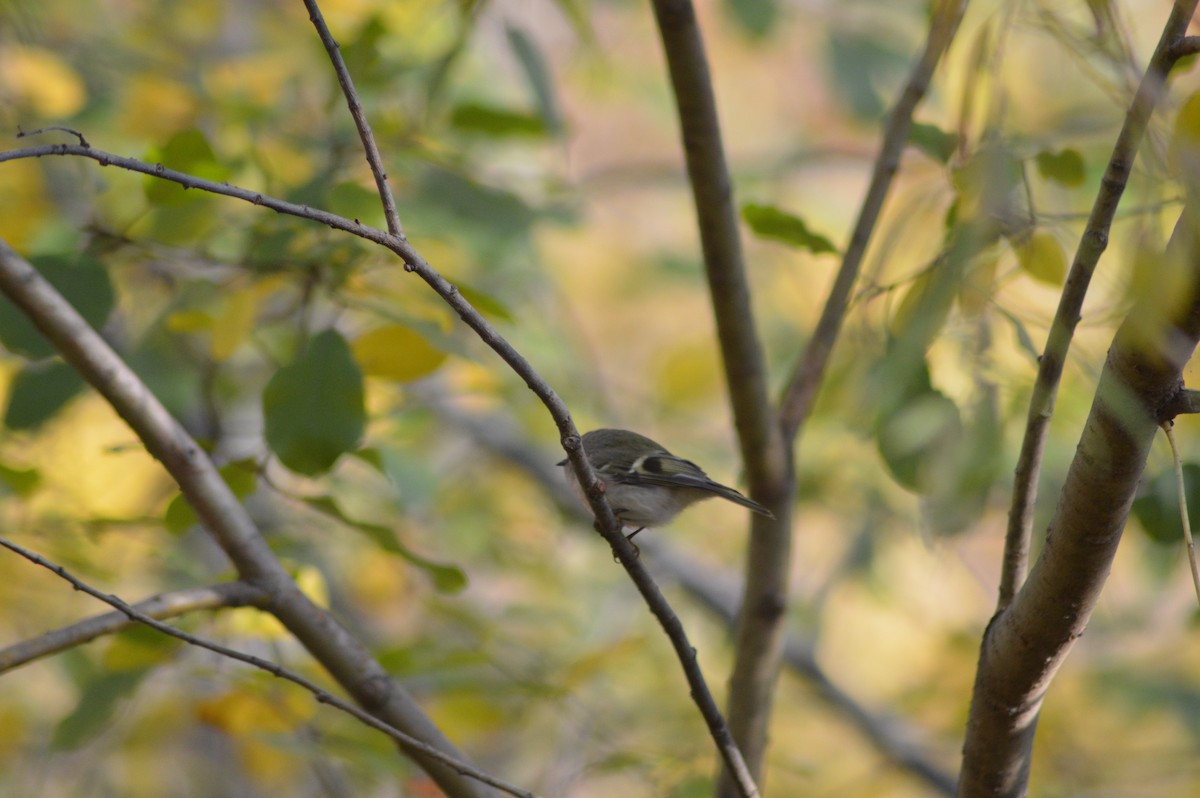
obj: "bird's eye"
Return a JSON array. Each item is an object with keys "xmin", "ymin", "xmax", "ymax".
[{"xmin": 642, "ymin": 456, "xmax": 665, "ymax": 474}]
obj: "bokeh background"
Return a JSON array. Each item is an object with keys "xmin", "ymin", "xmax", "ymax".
[{"xmin": 1, "ymin": 0, "xmax": 1200, "ymax": 795}]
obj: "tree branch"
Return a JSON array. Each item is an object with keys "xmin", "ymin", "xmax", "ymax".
[
  {"xmin": 427, "ymin": 394, "xmax": 958, "ymax": 796},
  {"xmin": 0, "ymin": 141, "xmax": 756, "ymax": 793},
  {"xmin": 997, "ymin": 0, "xmax": 1200, "ymax": 611},
  {"xmin": 301, "ymin": 0, "xmax": 405, "ymax": 238},
  {"xmin": 1160, "ymin": 387, "xmax": 1200, "ymax": 419},
  {"xmin": 0, "ymin": 581, "xmax": 268, "ymax": 673},
  {"xmin": 646, "ymin": 3, "xmax": 787, "ymax": 792},
  {"xmin": 0, "ymin": 238, "xmax": 498, "ymax": 798},
  {"xmin": 0, "ymin": 537, "xmax": 539, "ymax": 798},
  {"xmin": 778, "ymin": 0, "xmax": 968, "ymax": 444},
  {"xmin": 959, "ymin": 206, "xmax": 1200, "ymax": 797}
]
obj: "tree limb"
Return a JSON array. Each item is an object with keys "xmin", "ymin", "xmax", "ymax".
[
  {"xmin": 428, "ymin": 394, "xmax": 958, "ymax": 796},
  {"xmin": 959, "ymin": 206, "xmax": 1200, "ymax": 797},
  {"xmin": 0, "ymin": 537, "xmax": 539, "ymax": 798},
  {"xmin": 0, "ymin": 140, "xmax": 757, "ymax": 795},
  {"xmin": 0, "ymin": 238, "xmax": 499, "ymax": 798},
  {"xmin": 0, "ymin": 581, "xmax": 268, "ymax": 673},
  {"xmin": 302, "ymin": 0, "xmax": 405, "ymax": 238},
  {"xmin": 647, "ymin": 3, "xmax": 788, "ymax": 792},
  {"xmin": 778, "ymin": 0, "xmax": 968, "ymax": 444},
  {"xmin": 997, "ymin": 0, "xmax": 1200, "ymax": 612}
]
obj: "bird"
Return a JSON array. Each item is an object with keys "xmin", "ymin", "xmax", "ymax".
[{"xmin": 559, "ymin": 428, "xmax": 774, "ymax": 542}]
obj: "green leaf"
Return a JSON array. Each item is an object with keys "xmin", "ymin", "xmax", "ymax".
[
  {"xmin": 826, "ymin": 29, "xmax": 909, "ymax": 120},
  {"xmin": 1014, "ymin": 230, "xmax": 1068, "ymax": 286},
  {"xmin": 144, "ymin": 128, "xmax": 230, "ymax": 207},
  {"xmin": 3, "ymin": 359, "xmax": 85, "ymax": 430},
  {"xmin": 302, "ymin": 495, "xmax": 467, "ymax": 592},
  {"xmin": 0, "ymin": 462, "xmax": 41, "ymax": 496},
  {"xmin": 52, "ymin": 666, "xmax": 149, "ymax": 750},
  {"xmin": 329, "ymin": 181, "xmax": 386, "ymax": 229},
  {"xmin": 0, "ymin": 252, "xmax": 115, "ymax": 360},
  {"xmin": 263, "ymin": 330, "xmax": 365, "ymax": 476},
  {"xmin": 456, "ymin": 282, "xmax": 515, "ymax": 324},
  {"xmin": 505, "ymin": 24, "xmax": 564, "ymax": 136},
  {"xmin": 449, "ymin": 101, "xmax": 548, "ymax": 138},
  {"xmin": 723, "ymin": 0, "xmax": 778, "ymax": 39},
  {"xmin": 1034, "ymin": 148, "xmax": 1086, "ymax": 187},
  {"xmin": 1133, "ymin": 464, "xmax": 1200, "ymax": 545},
  {"xmin": 741, "ymin": 203, "xmax": 838, "ymax": 254},
  {"xmin": 909, "ymin": 121, "xmax": 958, "ymax": 163},
  {"xmin": 875, "ymin": 388, "xmax": 964, "ymax": 494}
]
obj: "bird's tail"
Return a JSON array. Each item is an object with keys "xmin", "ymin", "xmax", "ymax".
[{"xmin": 707, "ymin": 482, "xmax": 775, "ymax": 519}]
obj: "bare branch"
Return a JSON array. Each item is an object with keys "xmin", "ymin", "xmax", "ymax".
[
  {"xmin": 998, "ymin": 0, "xmax": 1200, "ymax": 612},
  {"xmin": 0, "ymin": 143, "xmax": 754, "ymax": 791},
  {"xmin": 17, "ymin": 125, "xmax": 90, "ymax": 147},
  {"xmin": 1168, "ymin": 34, "xmax": 1200, "ymax": 61},
  {"xmin": 960, "ymin": 205, "xmax": 1200, "ymax": 797},
  {"xmin": 778, "ymin": 0, "xmax": 968, "ymax": 443},
  {"xmin": 301, "ymin": 0, "xmax": 405, "ymax": 238},
  {"xmin": 0, "ymin": 537, "xmax": 539, "ymax": 798},
  {"xmin": 0, "ymin": 581, "xmax": 268, "ymax": 674},
  {"xmin": 0, "ymin": 238, "xmax": 498, "ymax": 798},
  {"xmin": 647, "ymin": 3, "xmax": 783, "ymax": 793},
  {"xmin": 1160, "ymin": 387, "xmax": 1200, "ymax": 419},
  {"xmin": 427, "ymin": 394, "xmax": 958, "ymax": 796}
]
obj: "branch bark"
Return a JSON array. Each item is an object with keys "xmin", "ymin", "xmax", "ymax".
[
  {"xmin": 647, "ymin": 3, "xmax": 789, "ymax": 793},
  {"xmin": 0, "ymin": 239, "xmax": 501, "ymax": 798},
  {"xmin": 959, "ymin": 206, "xmax": 1200, "ymax": 797},
  {"xmin": 0, "ymin": 135, "xmax": 759, "ymax": 798},
  {"xmin": 0, "ymin": 581, "xmax": 268, "ymax": 673},
  {"xmin": 997, "ymin": 0, "xmax": 1199, "ymax": 611}
]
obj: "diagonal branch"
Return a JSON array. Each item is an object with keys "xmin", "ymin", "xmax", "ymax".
[
  {"xmin": 778, "ymin": 0, "xmax": 968, "ymax": 444},
  {"xmin": 426, "ymin": 395, "xmax": 958, "ymax": 796},
  {"xmin": 997, "ymin": 0, "xmax": 1199, "ymax": 611},
  {"xmin": 0, "ymin": 141, "xmax": 756, "ymax": 795},
  {"xmin": 0, "ymin": 537, "xmax": 539, "ymax": 798},
  {"xmin": 0, "ymin": 581, "xmax": 268, "ymax": 673},
  {"xmin": 0, "ymin": 237, "xmax": 498, "ymax": 798}
]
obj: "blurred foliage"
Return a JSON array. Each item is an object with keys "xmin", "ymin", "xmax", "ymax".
[{"xmin": 0, "ymin": 0, "xmax": 1199, "ymax": 796}]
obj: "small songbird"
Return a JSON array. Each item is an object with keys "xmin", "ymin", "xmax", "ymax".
[{"xmin": 559, "ymin": 428, "xmax": 774, "ymax": 541}]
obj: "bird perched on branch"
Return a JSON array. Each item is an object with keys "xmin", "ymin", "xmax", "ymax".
[{"xmin": 560, "ymin": 428, "xmax": 774, "ymax": 542}]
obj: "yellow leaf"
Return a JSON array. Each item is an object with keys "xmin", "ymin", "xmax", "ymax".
[
  {"xmin": 352, "ymin": 324, "xmax": 448, "ymax": 382},
  {"xmin": 211, "ymin": 289, "xmax": 258, "ymax": 361},
  {"xmin": 958, "ymin": 250, "xmax": 999, "ymax": 318},
  {"xmin": 0, "ymin": 47, "xmax": 86, "ymax": 116},
  {"xmin": 1015, "ymin": 230, "xmax": 1068, "ymax": 286},
  {"xmin": 165, "ymin": 310, "xmax": 214, "ymax": 332},
  {"xmin": 119, "ymin": 74, "xmax": 198, "ymax": 139},
  {"xmin": 890, "ymin": 266, "xmax": 953, "ymax": 346},
  {"xmin": 1171, "ymin": 91, "xmax": 1200, "ymax": 187}
]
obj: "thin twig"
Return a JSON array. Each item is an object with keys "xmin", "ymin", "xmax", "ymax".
[
  {"xmin": 301, "ymin": 0, "xmax": 405, "ymax": 238},
  {"xmin": 1161, "ymin": 422, "xmax": 1200, "ymax": 607},
  {"xmin": 0, "ymin": 537, "xmax": 539, "ymax": 798},
  {"xmin": 778, "ymin": 0, "xmax": 969, "ymax": 443},
  {"xmin": 17, "ymin": 125, "xmax": 90, "ymax": 147},
  {"xmin": 1161, "ymin": 387, "xmax": 1200, "ymax": 419},
  {"xmin": 997, "ymin": 3, "xmax": 1200, "ymax": 612},
  {"xmin": 426, "ymin": 394, "xmax": 959, "ymax": 796},
  {"xmin": 0, "ymin": 581, "xmax": 269, "ymax": 673}
]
